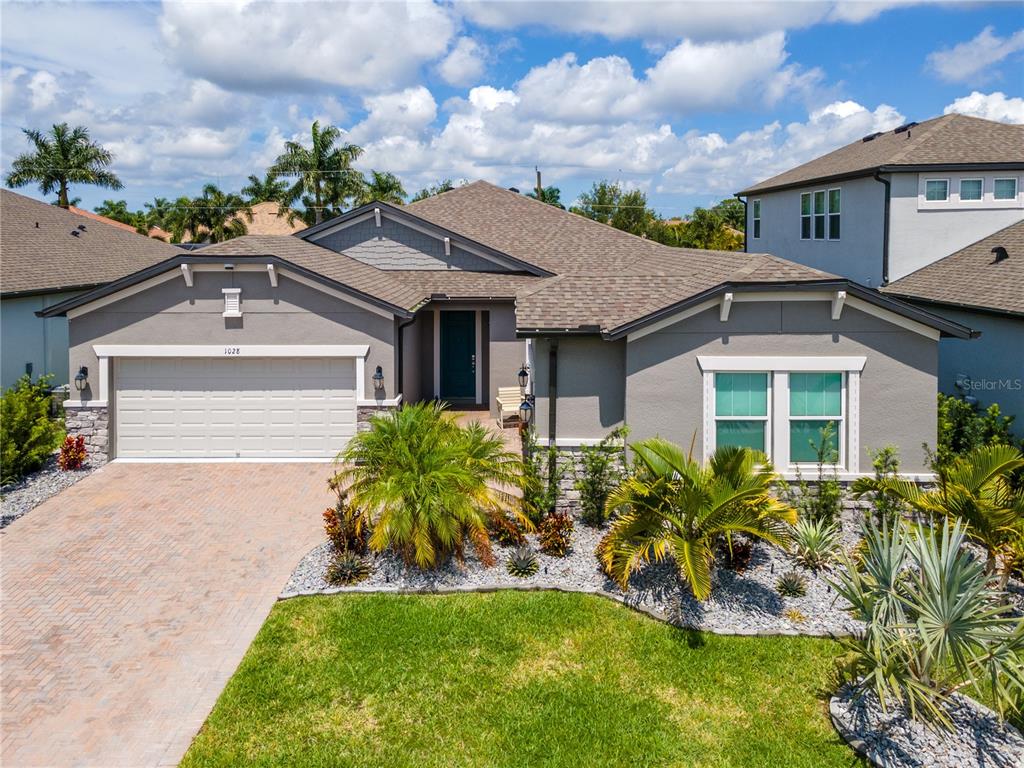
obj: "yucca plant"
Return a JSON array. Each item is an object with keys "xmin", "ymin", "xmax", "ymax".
[
  {"xmin": 831, "ymin": 518, "xmax": 1024, "ymax": 727},
  {"xmin": 326, "ymin": 551, "xmax": 371, "ymax": 585},
  {"xmin": 506, "ymin": 544, "xmax": 539, "ymax": 578},
  {"xmin": 776, "ymin": 571, "xmax": 808, "ymax": 597},
  {"xmin": 852, "ymin": 444, "xmax": 1024, "ymax": 586},
  {"xmin": 335, "ymin": 402, "xmax": 528, "ymax": 570},
  {"xmin": 601, "ymin": 440, "xmax": 796, "ymax": 601},
  {"xmin": 791, "ymin": 517, "xmax": 842, "ymax": 570}
]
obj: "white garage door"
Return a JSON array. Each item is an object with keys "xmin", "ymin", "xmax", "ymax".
[{"xmin": 115, "ymin": 357, "xmax": 357, "ymax": 459}]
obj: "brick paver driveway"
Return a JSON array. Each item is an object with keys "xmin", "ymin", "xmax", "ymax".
[{"xmin": 1, "ymin": 463, "xmax": 329, "ymax": 767}]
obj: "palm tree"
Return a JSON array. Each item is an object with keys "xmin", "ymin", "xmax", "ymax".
[
  {"xmin": 268, "ymin": 121, "xmax": 363, "ymax": 225},
  {"xmin": 355, "ymin": 170, "xmax": 407, "ymax": 206},
  {"xmin": 334, "ymin": 402, "xmax": 526, "ymax": 569},
  {"xmin": 164, "ymin": 185, "xmax": 252, "ymax": 244},
  {"xmin": 240, "ymin": 173, "xmax": 288, "ymax": 204},
  {"xmin": 5, "ymin": 123, "xmax": 122, "ymax": 208},
  {"xmin": 526, "ymin": 185, "xmax": 564, "ymax": 209},
  {"xmin": 601, "ymin": 440, "xmax": 796, "ymax": 600},
  {"xmin": 852, "ymin": 444, "xmax": 1024, "ymax": 585},
  {"xmin": 410, "ymin": 178, "xmax": 455, "ymax": 202}
]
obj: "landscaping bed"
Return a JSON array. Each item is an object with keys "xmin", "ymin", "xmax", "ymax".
[
  {"xmin": 283, "ymin": 507, "xmax": 864, "ymax": 637},
  {"xmin": 0, "ymin": 455, "xmax": 97, "ymax": 529},
  {"xmin": 181, "ymin": 591, "xmax": 854, "ymax": 768}
]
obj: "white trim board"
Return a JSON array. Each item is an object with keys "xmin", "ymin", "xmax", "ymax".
[
  {"xmin": 697, "ymin": 355, "xmax": 866, "ymax": 372},
  {"xmin": 93, "ymin": 344, "xmax": 370, "ymax": 358},
  {"xmin": 113, "ymin": 457, "xmax": 337, "ymax": 464}
]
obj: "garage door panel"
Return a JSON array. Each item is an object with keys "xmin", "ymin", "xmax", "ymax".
[{"xmin": 115, "ymin": 357, "xmax": 358, "ymax": 459}]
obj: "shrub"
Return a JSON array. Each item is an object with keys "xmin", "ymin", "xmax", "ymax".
[
  {"xmin": 718, "ymin": 536, "xmax": 753, "ymax": 572},
  {"xmin": 336, "ymin": 402, "xmax": 526, "ymax": 569},
  {"xmin": 791, "ymin": 517, "xmax": 841, "ymax": 570},
  {"xmin": 0, "ymin": 375, "xmax": 63, "ymax": 484},
  {"xmin": 933, "ymin": 392, "xmax": 1017, "ymax": 472},
  {"xmin": 322, "ymin": 477, "xmax": 370, "ymax": 554},
  {"xmin": 521, "ymin": 428, "xmax": 565, "ymax": 523},
  {"xmin": 784, "ymin": 608, "xmax": 807, "ymax": 624},
  {"xmin": 831, "ymin": 518, "xmax": 1024, "ymax": 726},
  {"xmin": 776, "ymin": 571, "xmax": 808, "ymax": 597},
  {"xmin": 601, "ymin": 441, "xmax": 796, "ymax": 601},
  {"xmin": 574, "ymin": 426, "xmax": 628, "ymax": 527},
  {"xmin": 506, "ymin": 544, "xmax": 539, "ymax": 578},
  {"xmin": 782, "ymin": 421, "xmax": 842, "ymax": 524},
  {"xmin": 538, "ymin": 512, "xmax": 573, "ymax": 557},
  {"xmin": 866, "ymin": 446, "xmax": 904, "ymax": 526},
  {"xmin": 57, "ymin": 435, "xmax": 87, "ymax": 471},
  {"xmin": 325, "ymin": 550, "xmax": 371, "ymax": 585},
  {"xmin": 488, "ymin": 512, "xmax": 527, "ymax": 547}
]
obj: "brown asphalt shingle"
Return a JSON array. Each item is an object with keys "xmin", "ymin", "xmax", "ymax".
[
  {"xmin": 739, "ymin": 114, "xmax": 1024, "ymax": 195},
  {"xmin": 1, "ymin": 190, "xmax": 181, "ymax": 295},
  {"xmin": 883, "ymin": 221, "xmax": 1024, "ymax": 316}
]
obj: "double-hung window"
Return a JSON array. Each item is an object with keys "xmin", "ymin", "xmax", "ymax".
[
  {"xmin": 827, "ymin": 188, "xmax": 840, "ymax": 240},
  {"xmin": 752, "ymin": 199, "xmax": 761, "ymax": 239},
  {"xmin": 714, "ymin": 372, "xmax": 769, "ymax": 453},
  {"xmin": 800, "ymin": 193, "xmax": 812, "ymax": 240},
  {"xmin": 789, "ymin": 372, "xmax": 843, "ymax": 464},
  {"xmin": 813, "ymin": 191, "xmax": 826, "ymax": 239},
  {"xmin": 959, "ymin": 179, "xmax": 983, "ymax": 201},
  {"xmin": 801, "ymin": 190, "xmax": 836, "ymax": 239},
  {"xmin": 925, "ymin": 179, "xmax": 949, "ymax": 201},
  {"xmin": 994, "ymin": 178, "xmax": 1018, "ymax": 200}
]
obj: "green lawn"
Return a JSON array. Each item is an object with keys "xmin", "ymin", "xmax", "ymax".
[{"xmin": 182, "ymin": 592, "xmax": 859, "ymax": 768}]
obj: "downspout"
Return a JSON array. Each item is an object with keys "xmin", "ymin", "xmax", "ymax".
[
  {"xmin": 873, "ymin": 171, "xmax": 891, "ymax": 286},
  {"xmin": 395, "ymin": 315, "xmax": 417, "ymax": 399},
  {"xmin": 547, "ymin": 338, "xmax": 558, "ymax": 484},
  {"xmin": 735, "ymin": 193, "xmax": 747, "ymax": 253}
]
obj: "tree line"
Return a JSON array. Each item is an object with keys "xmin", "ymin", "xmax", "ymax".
[{"xmin": 5, "ymin": 121, "xmax": 745, "ymax": 250}]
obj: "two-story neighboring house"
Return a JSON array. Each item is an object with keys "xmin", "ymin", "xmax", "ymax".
[{"xmin": 737, "ymin": 113, "xmax": 1024, "ymax": 429}]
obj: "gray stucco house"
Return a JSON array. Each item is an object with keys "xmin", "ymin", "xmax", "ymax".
[
  {"xmin": 0, "ymin": 190, "xmax": 180, "ymax": 390},
  {"xmin": 40, "ymin": 181, "xmax": 970, "ymax": 475}
]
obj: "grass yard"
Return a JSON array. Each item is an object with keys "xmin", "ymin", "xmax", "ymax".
[{"xmin": 182, "ymin": 592, "xmax": 858, "ymax": 768}]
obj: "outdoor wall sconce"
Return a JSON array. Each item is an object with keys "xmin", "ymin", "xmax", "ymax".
[
  {"xmin": 74, "ymin": 366, "xmax": 89, "ymax": 392},
  {"xmin": 372, "ymin": 365, "xmax": 385, "ymax": 392},
  {"xmin": 519, "ymin": 397, "xmax": 533, "ymax": 425},
  {"xmin": 518, "ymin": 365, "xmax": 529, "ymax": 389}
]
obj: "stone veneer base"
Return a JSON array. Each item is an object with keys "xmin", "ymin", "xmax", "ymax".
[{"xmin": 63, "ymin": 405, "xmax": 109, "ymax": 464}]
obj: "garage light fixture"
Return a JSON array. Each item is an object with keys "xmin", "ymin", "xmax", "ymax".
[
  {"xmin": 372, "ymin": 365, "xmax": 385, "ymax": 391},
  {"xmin": 74, "ymin": 366, "xmax": 88, "ymax": 392},
  {"xmin": 519, "ymin": 397, "xmax": 533, "ymax": 425},
  {"xmin": 517, "ymin": 365, "xmax": 529, "ymax": 389}
]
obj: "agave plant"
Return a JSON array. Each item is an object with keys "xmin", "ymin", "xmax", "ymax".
[
  {"xmin": 601, "ymin": 440, "xmax": 796, "ymax": 601},
  {"xmin": 776, "ymin": 570, "xmax": 808, "ymax": 598},
  {"xmin": 336, "ymin": 402, "xmax": 528, "ymax": 569},
  {"xmin": 852, "ymin": 444, "xmax": 1024, "ymax": 585},
  {"xmin": 791, "ymin": 517, "xmax": 842, "ymax": 570},
  {"xmin": 326, "ymin": 551, "xmax": 371, "ymax": 585},
  {"xmin": 506, "ymin": 544, "xmax": 539, "ymax": 578},
  {"xmin": 831, "ymin": 518, "xmax": 1024, "ymax": 727}
]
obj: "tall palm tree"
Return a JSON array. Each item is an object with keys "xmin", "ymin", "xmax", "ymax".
[
  {"xmin": 335, "ymin": 402, "xmax": 526, "ymax": 569},
  {"xmin": 268, "ymin": 121, "xmax": 363, "ymax": 225},
  {"xmin": 5, "ymin": 123, "xmax": 122, "ymax": 207},
  {"xmin": 355, "ymin": 170, "xmax": 407, "ymax": 206},
  {"xmin": 240, "ymin": 172, "xmax": 288, "ymax": 203},
  {"xmin": 601, "ymin": 440, "xmax": 796, "ymax": 600},
  {"xmin": 165, "ymin": 185, "xmax": 252, "ymax": 244}
]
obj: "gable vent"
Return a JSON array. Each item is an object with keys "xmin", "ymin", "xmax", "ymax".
[{"xmin": 222, "ymin": 287, "xmax": 242, "ymax": 318}]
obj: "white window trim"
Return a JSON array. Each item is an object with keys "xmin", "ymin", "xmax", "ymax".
[
  {"xmin": 958, "ymin": 178, "xmax": 983, "ymax": 203},
  {"xmin": 787, "ymin": 372, "xmax": 846, "ymax": 471},
  {"xmin": 994, "ymin": 177, "xmax": 1019, "ymax": 201},
  {"xmin": 924, "ymin": 178, "xmax": 950, "ymax": 202},
  {"xmin": 710, "ymin": 371, "xmax": 772, "ymax": 458},
  {"xmin": 697, "ymin": 355, "xmax": 866, "ymax": 372},
  {"xmin": 752, "ymin": 199, "xmax": 761, "ymax": 239},
  {"xmin": 827, "ymin": 187, "xmax": 841, "ymax": 241},
  {"xmin": 812, "ymin": 190, "xmax": 827, "ymax": 241}
]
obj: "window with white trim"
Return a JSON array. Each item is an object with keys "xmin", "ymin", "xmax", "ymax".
[
  {"xmin": 959, "ymin": 178, "xmax": 983, "ymax": 201},
  {"xmin": 925, "ymin": 179, "xmax": 949, "ymax": 201},
  {"xmin": 800, "ymin": 192, "xmax": 811, "ymax": 240},
  {"xmin": 752, "ymin": 199, "xmax": 761, "ymax": 239},
  {"xmin": 827, "ymin": 188, "xmax": 841, "ymax": 240},
  {"xmin": 788, "ymin": 372, "xmax": 843, "ymax": 465},
  {"xmin": 994, "ymin": 178, "xmax": 1018, "ymax": 200},
  {"xmin": 813, "ymin": 190, "xmax": 826, "ymax": 240},
  {"xmin": 714, "ymin": 372, "xmax": 769, "ymax": 453}
]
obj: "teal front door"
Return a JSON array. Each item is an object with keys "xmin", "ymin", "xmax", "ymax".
[{"xmin": 440, "ymin": 311, "xmax": 476, "ymax": 400}]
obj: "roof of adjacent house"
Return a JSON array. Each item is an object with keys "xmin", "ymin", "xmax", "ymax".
[
  {"xmin": 882, "ymin": 220, "xmax": 1024, "ymax": 317},
  {"xmin": 739, "ymin": 114, "xmax": 1024, "ymax": 195},
  {"xmin": 68, "ymin": 206, "xmax": 172, "ymax": 242},
  {"xmin": 233, "ymin": 201, "xmax": 306, "ymax": 236},
  {"xmin": 0, "ymin": 189, "xmax": 182, "ymax": 296}
]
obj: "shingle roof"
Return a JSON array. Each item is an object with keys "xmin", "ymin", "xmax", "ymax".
[
  {"xmin": 882, "ymin": 220, "xmax": 1024, "ymax": 317},
  {"xmin": 739, "ymin": 114, "xmax": 1024, "ymax": 195},
  {"xmin": 1, "ymin": 190, "xmax": 181, "ymax": 296}
]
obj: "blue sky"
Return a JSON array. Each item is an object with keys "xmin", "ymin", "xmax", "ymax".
[{"xmin": 2, "ymin": 1, "xmax": 1022, "ymax": 217}]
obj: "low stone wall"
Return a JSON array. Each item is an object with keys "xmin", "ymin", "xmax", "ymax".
[
  {"xmin": 64, "ymin": 405, "xmax": 109, "ymax": 464},
  {"xmin": 357, "ymin": 404, "xmax": 399, "ymax": 432}
]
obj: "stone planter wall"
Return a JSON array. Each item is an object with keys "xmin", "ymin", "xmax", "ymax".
[
  {"xmin": 357, "ymin": 404, "xmax": 399, "ymax": 432},
  {"xmin": 64, "ymin": 405, "xmax": 109, "ymax": 464}
]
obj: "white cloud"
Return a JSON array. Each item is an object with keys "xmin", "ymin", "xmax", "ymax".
[
  {"xmin": 944, "ymin": 91, "xmax": 1024, "ymax": 123},
  {"xmin": 926, "ymin": 26, "xmax": 1024, "ymax": 84},
  {"xmin": 350, "ymin": 86, "xmax": 439, "ymax": 142},
  {"xmin": 159, "ymin": 1, "xmax": 455, "ymax": 93},
  {"xmin": 438, "ymin": 37, "xmax": 487, "ymax": 86}
]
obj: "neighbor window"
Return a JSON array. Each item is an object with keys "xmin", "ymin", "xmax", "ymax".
[
  {"xmin": 994, "ymin": 178, "xmax": 1018, "ymax": 200},
  {"xmin": 789, "ymin": 372, "xmax": 843, "ymax": 464},
  {"xmin": 752, "ymin": 199, "xmax": 761, "ymax": 239},
  {"xmin": 959, "ymin": 179, "xmax": 983, "ymax": 201},
  {"xmin": 925, "ymin": 179, "xmax": 949, "ymax": 201},
  {"xmin": 827, "ymin": 188, "xmax": 841, "ymax": 240},
  {"xmin": 714, "ymin": 372, "xmax": 769, "ymax": 453},
  {"xmin": 813, "ymin": 191, "xmax": 826, "ymax": 239},
  {"xmin": 800, "ymin": 193, "xmax": 812, "ymax": 239}
]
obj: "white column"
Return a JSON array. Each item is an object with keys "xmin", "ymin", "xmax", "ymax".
[
  {"xmin": 772, "ymin": 371, "xmax": 788, "ymax": 467},
  {"xmin": 847, "ymin": 371, "xmax": 860, "ymax": 473},
  {"xmin": 702, "ymin": 371, "xmax": 714, "ymax": 462}
]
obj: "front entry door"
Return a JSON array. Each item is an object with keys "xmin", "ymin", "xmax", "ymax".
[{"xmin": 440, "ymin": 311, "xmax": 476, "ymax": 400}]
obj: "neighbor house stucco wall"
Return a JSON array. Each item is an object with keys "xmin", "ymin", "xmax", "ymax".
[
  {"xmin": 624, "ymin": 301, "xmax": 938, "ymax": 473},
  {"xmin": 66, "ymin": 270, "xmax": 397, "ymax": 405},
  {"xmin": 1, "ymin": 290, "xmax": 83, "ymax": 390},
  {"xmin": 746, "ymin": 176, "xmax": 886, "ymax": 287},
  {"xmin": 888, "ymin": 172, "xmax": 1024, "ymax": 281},
  {"xmin": 312, "ymin": 217, "xmax": 505, "ymax": 271}
]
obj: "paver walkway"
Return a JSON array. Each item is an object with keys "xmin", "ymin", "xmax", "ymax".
[{"xmin": 1, "ymin": 462, "xmax": 329, "ymax": 767}]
